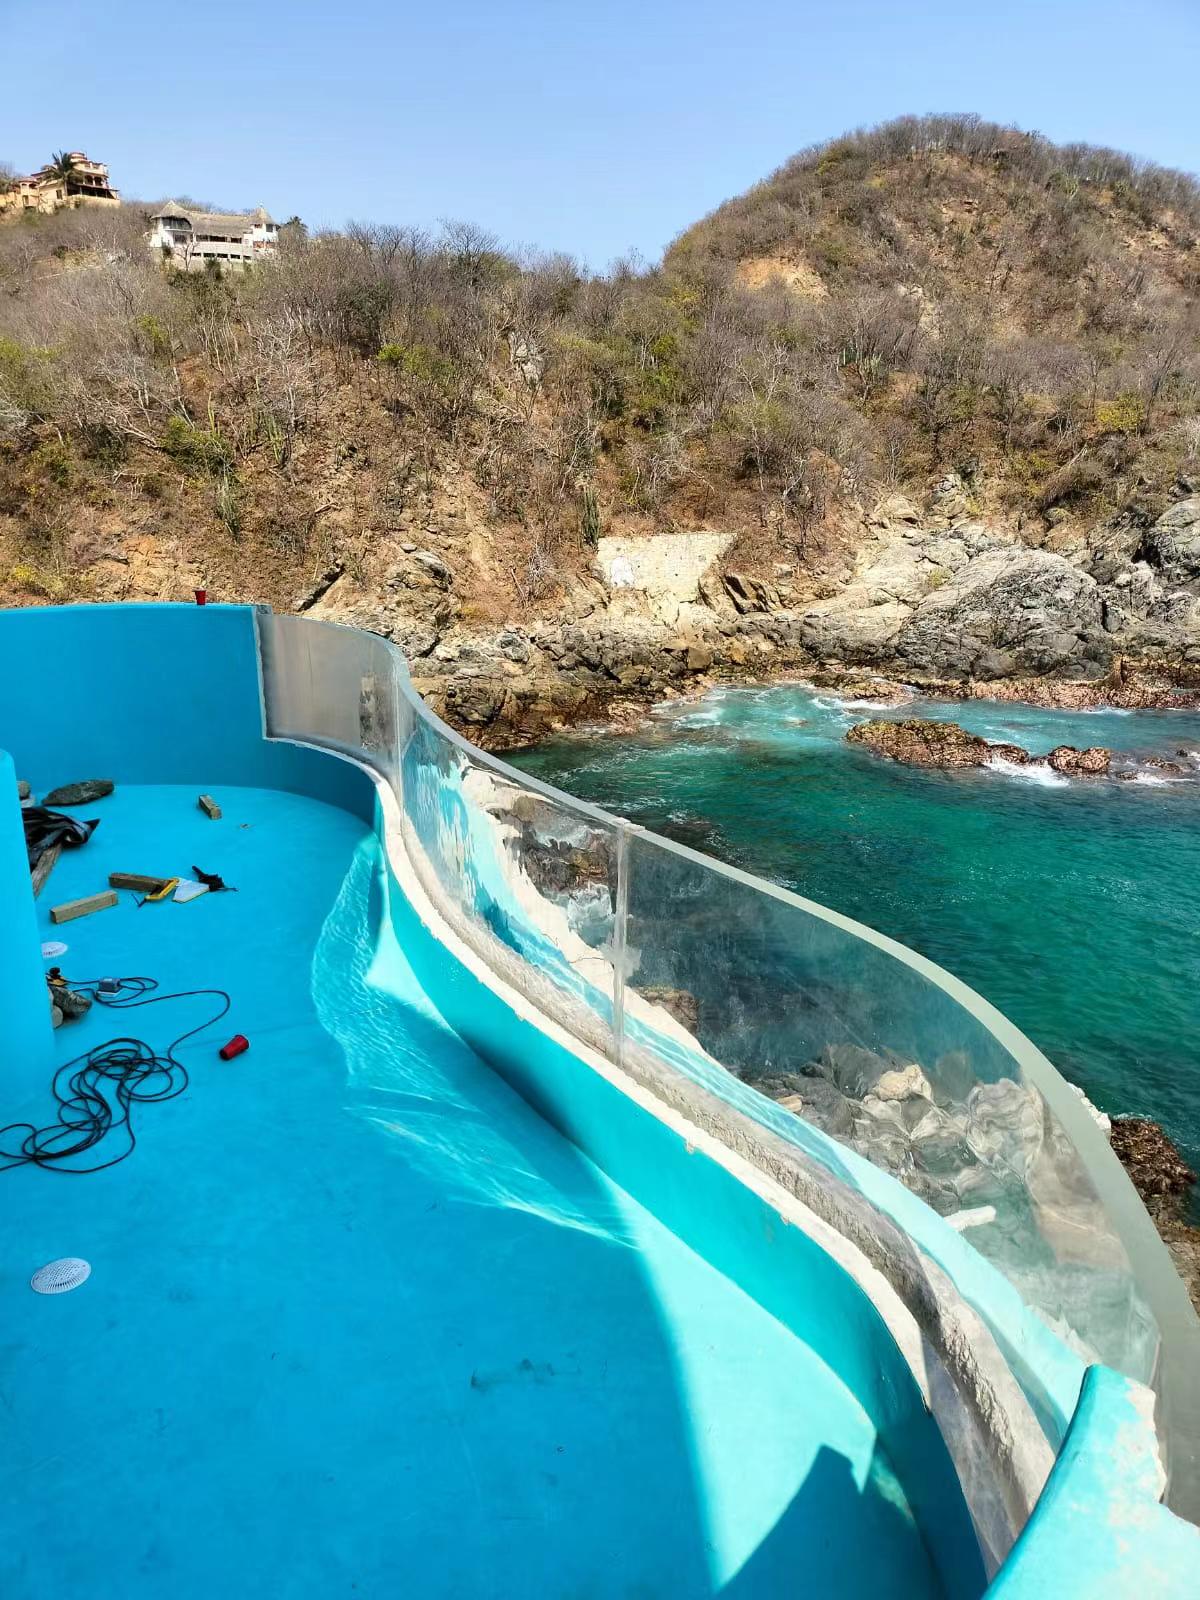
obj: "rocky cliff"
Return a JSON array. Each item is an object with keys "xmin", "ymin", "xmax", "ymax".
[{"xmin": 306, "ymin": 481, "xmax": 1200, "ymax": 745}]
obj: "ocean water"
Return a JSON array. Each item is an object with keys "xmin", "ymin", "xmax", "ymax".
[{"xmin": 511, "ymin": 684, "xmax": 1200, "ymax": 1170}]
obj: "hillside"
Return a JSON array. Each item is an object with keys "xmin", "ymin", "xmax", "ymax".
[{"xmin": 1, "ymin": 115, "xmax": 1199, "ymax": 740}]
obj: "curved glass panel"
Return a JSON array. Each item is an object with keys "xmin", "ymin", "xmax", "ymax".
[{"xmin": 254, "ymin": 609, "xmax": 1200, "ymax": 1518}]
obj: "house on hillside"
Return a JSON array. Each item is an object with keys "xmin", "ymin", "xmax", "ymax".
[
  {"xmin": 148, "ymin": 203, "xmax": 277, "ymax": 270},
  {"xmin": 0, "ymin": 152, "xmax": 119, "ymax": 217}
]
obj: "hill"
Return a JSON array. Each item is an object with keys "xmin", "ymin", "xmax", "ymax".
[{"xmin": 1, "ymin": 115, "xmax": 1198, "ymax": 740}]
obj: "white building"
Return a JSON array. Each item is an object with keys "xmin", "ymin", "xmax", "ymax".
[{"xmin": 148, "ymin": 203, "xmax": 277, "ymax": 270}]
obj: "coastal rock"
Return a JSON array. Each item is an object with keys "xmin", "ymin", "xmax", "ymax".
[
  {"xmin": 42, "ymin": 779, "xmax": 114, "ymax": 806},
  {"xmin": 807, "ymin": 670, "xmax": 912, "ymax": 705},
  {"xmin": 1137, "ymin": 497, "xmax": 1200, "ymax": 585},
  {"xmin": 724, "ymin": 572, "xmax": 781, "ymax": 615},
  {"xmin": 895, "ymin": 548, "xmax": 1102, "ymax": 677},
  {"xmin": 634, "ymin": 985, "xmax": 701, "ymax": 1033},
  {"xmin": 872, "ymin": 1062, "xmax": 934, "ymax": 1101},
  {"xmin": 1140, "ymin": 756, "xmax": 1188, "ymax": 776},
  {"xmin": 1109, "ymin": 1117, "xmax": 1197, "ymax": 1200},
  {"xmin": 515, "ymin": 830, "xmax": 614, "ymax": 897},
  {"xmin": 1046, "ymin": 745, "xmax": 1111, "ymax": 776},
  {"xmin": 817, "ymin": 1041, "xmax": 894, "ymax": 1097},
  {"xmin": 845, "ymin": 719, "xmax": 1028, "ymax": 769}
]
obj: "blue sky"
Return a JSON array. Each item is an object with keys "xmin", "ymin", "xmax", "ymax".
[{"xmin": 2, "ymin": 0, "xmax": 1197, "ymax": 266}]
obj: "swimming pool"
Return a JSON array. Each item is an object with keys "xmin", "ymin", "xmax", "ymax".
[{"xmin": 1, "ymin": 602, "xmax": 1197, "ymax": 1597}]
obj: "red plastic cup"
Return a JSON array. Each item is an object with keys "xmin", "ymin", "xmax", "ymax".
[
  {"xmin": 195, "ymin": 588, "xmax": 208, "ymax": 606},
  {"xmin": 219, "ymin": 1034, "xmax": 249, "ymax": 1060}
]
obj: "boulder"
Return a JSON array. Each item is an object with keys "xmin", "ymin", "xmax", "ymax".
[
  {"xmin": 785, "ymin": 1075, "xmax": 857, "ymax": 1137},
  {"xmin": 817, "ymin": 1041, "xmax": 894, "ymax": 1097},
  {"xmin": 42, "ymin": 779, "xmax": 114, "ymax": 806},
  {"xmin": 872, "ymin": 1062, "xmax": 934, "ymax": 1101},
  {"xmin": 411, "ymin": 550, "xmax": 453, "ymax": 588},
  {"xmin": 895, "ymin": 548, "xmax": 1102, "ymax": 677},
  {"xmin": 869, "ymin": 493, "xmax": 921, "ymax": 527},
  {"xmin": 1046, "ymin": 745, "xmax": 1111, "ymax": 776},
  {"xmin": 724, "ymin": 572, "xmax": 780, "ymax": 615},
  {"xmin": 516, "ymin": 830, "xmax": 614, "ymax": 897},
  {"xmin": 1138, "ymin": 497, "xmax": 1200, "ymax": 585}
]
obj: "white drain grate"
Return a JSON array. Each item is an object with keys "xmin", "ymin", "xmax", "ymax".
[{"xmin": 31, "ymin": 1258, "xmax": 91, "ymax": 1295}]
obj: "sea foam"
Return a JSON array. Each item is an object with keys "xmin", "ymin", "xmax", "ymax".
[{"xmin": 984, "ymin": 757, "xmax": 1069, "ymax": 787}]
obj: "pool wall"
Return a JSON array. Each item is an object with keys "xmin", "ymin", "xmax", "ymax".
[
  {"xmin": 1, "ymin": 748, "xmax": 55, "ymax": 1074},
  {"xmin": 0, "ymin": 602, "xmax": 367, "ymax": 815},
  {"xmin": 4, "ymin": 601, "xmax": 1199, "ymax": 1598}
]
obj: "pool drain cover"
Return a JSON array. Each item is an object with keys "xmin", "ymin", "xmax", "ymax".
[{"xmin": 31, "ymin": 1258, "xmax": 91, "ymax": 1295}]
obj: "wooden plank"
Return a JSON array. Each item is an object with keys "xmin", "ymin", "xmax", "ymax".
[
  {"xmin": 50, "ymin": 889, "xmax": 118, "ymax": 924},
  {"xmin": 198, "ymin": 794, "xmax": 222, "ymax": 820},
  {"xmin": 31, "ymin": 843, "xmax": 62, "ymax": 899},
  {"xmin": 109, "ymin": 872, "xmax": 171, "ymax": 893}
]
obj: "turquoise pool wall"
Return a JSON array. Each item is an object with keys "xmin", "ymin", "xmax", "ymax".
[
  {"xmin": 0, "ymin": 603, "xmax": 367, "ymax": 817},
  {"xmin": 1, "ymin": 749, "xmax": 55, "ymax": 1073}
]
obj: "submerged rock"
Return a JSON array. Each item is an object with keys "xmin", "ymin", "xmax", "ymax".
[
  {"xmin": 846, "ymin": 718, "xmax": 1028, "ymax": 769},
  {"xmin": 43, "ymin": 779, "xmax": 114, "ymax": 806}
]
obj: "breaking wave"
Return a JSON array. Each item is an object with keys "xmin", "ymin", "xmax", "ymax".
[{"xmin": 984, "ymin": 756, "xmax": 1069, "ymax": 787}]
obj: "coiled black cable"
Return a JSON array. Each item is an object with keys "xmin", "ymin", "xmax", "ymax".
[{"xmin": 0, "ymin": 976, "xmax": 231, "ymax": 1174}]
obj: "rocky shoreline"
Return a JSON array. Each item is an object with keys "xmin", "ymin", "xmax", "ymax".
[{"xmin": 309, "ymin": 484, "xmax": 1200, "ymax": 750}]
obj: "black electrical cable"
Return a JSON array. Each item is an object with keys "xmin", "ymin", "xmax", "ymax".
[{"xmin": 0, "ymin": 976, "xmax": 231, "ymax": 1174}]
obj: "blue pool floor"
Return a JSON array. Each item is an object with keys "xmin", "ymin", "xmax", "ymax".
[{"xmin": 2, "ymin": 782, "xmax": 942, "ymax": 1599}]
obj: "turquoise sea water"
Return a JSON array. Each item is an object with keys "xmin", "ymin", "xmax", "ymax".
[{"xmin": 512, "ymin": 685, "xmax": 1200, "ymax": 1170}]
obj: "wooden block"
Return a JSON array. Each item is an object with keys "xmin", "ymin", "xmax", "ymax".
[
  {"xmin": 50, "ymin": 890, "xmax": 118, "ymax": 924},
  {"xmin": 31, "ymin": 843, "xmax": 62, "ymax": 899},
  {"xmin": 109, "ymin": 872, "xmax": 171, "ymax": 893},
  {"xmin": 198, "ymin": 794, "xmax": 222, "ymax": 820}
]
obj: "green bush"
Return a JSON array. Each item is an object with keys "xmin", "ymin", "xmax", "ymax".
[
  {"xmin": 136, "ymin": 315, "xmax": 172, "ymax": 360},
  {"xmin": 161, "ymin": 415, "xmax": 232, "ymax": 474},
  {"xmin": 32, "ymin": 439, "xmax": 72, "ymax": 487},
  {"xmin": 1095, "ymin": 393, "xmax": 1146, "ymax": 435},
  {"xmin": 0, "ymin": 337, "xmax": 57, "ymax": 419}
]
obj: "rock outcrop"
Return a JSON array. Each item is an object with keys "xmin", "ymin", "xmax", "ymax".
[
  {"xmin": 846, "ymin": 719, "xmax": 1124, "ymax": 778},
  {"xmin": 1046, "ymin": 745, "xmax": 1111, "ymax": 776},
  {"xmin": 800, "ymin": 488, "xmax": 1200, "ymax": 687},
  {"xmin": 846, "ymin": 719, "xmax": 1031, "ymax": 769},
  {"xmin": 1110, "ymin": 1117, "xmax": 1197, "ymax": 1200},
  {"xmin": 1110, "ymin": 1116, "xmax": 1200, "ymax": 1314}
]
